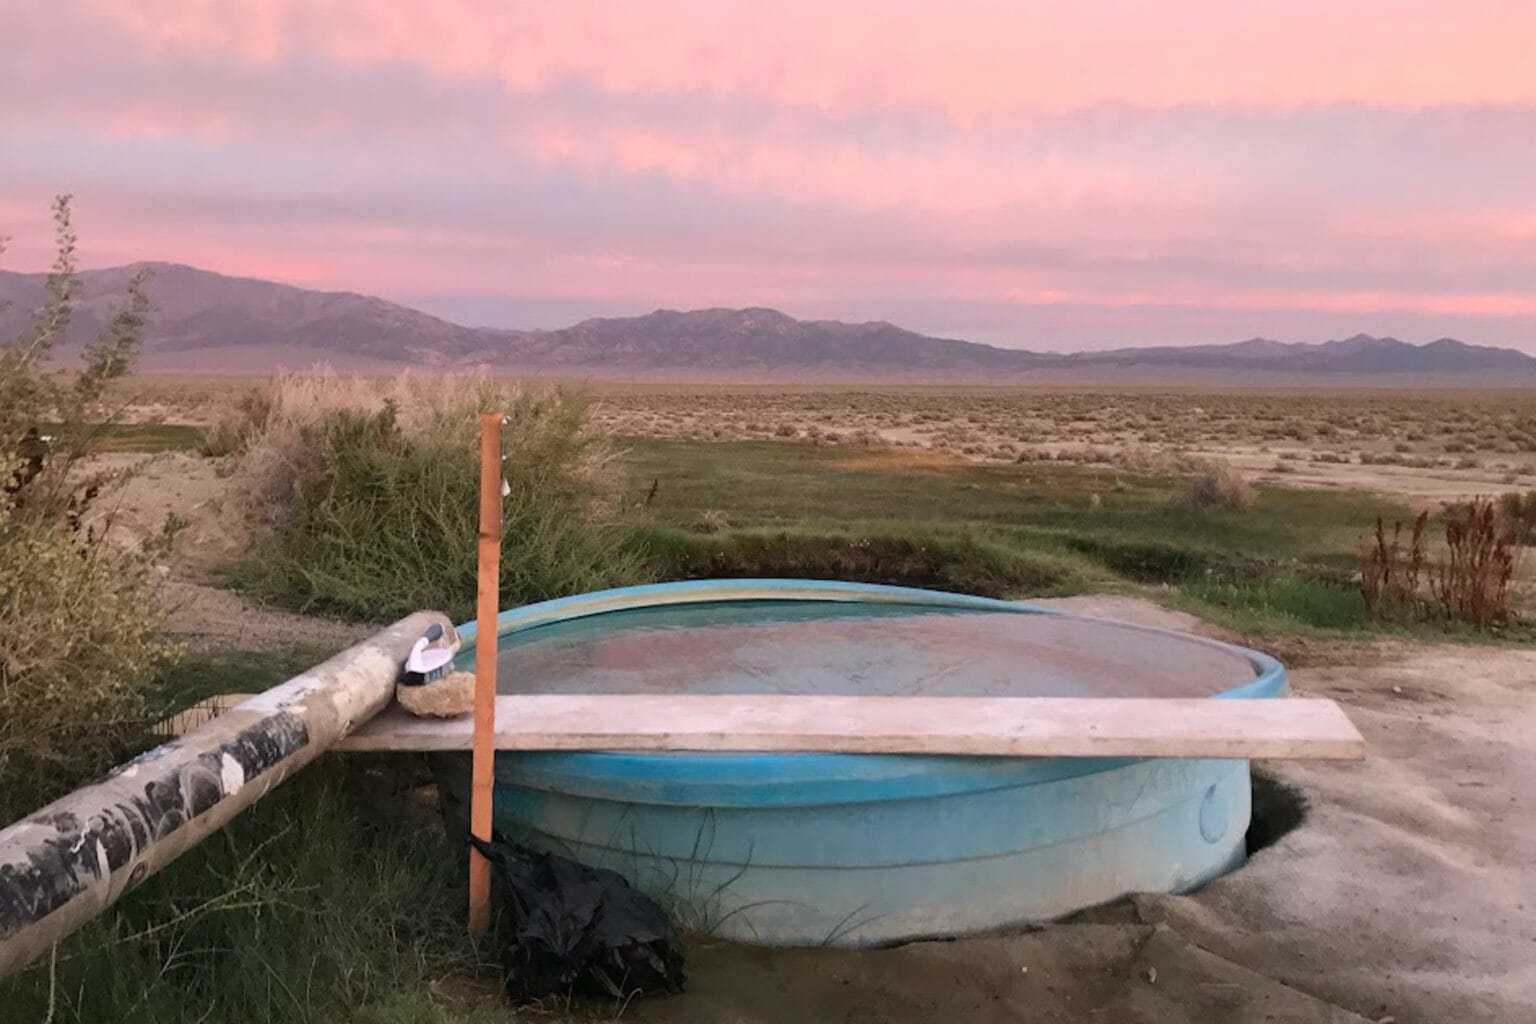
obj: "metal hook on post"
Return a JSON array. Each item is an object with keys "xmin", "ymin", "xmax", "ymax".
[{"xmin": 499, "ymin": 413, "xmax": 511, "ymax": 499}]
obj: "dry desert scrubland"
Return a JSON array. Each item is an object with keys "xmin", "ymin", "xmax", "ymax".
[{"xmin": 117, "ymin": 377, "xmax": 1536, "ymax": 505}]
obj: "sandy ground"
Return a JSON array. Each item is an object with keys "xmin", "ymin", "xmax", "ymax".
[
  {"xmin": 1226, "ymin": 446, "xmax": 1531, "ymax": 504},
  {"xmin": 158, "ymin": 578, "xmax": 373, "ymax": 654},
  {"xmin": 618, "ymin": 603, "xmax": 1536, "ymax": 1024},
  {"xmin": 93, "ymin": 454, "xmax": 1536, "ymax": 1021},
  {"xmin": 87, "ymin": 452, "xmax": 373, "ymax": 653}
]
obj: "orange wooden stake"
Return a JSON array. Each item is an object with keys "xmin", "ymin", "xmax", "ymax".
[{"xmin": 468, "ymin": 411, "xmax": 504, "ymax": 935}]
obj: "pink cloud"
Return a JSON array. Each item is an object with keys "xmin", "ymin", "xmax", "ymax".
[{"xmin": 83, "ymin": 0, "xmax": 1536, "ymax": 114}]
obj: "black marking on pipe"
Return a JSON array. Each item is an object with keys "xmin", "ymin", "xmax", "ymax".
[{"xmin": 0, "ymin": 711, "xmax": 311, "ymax": 942}]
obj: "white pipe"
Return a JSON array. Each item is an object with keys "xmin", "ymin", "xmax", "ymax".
[{"xmin": 0, "ymin": 610, "xmax": 457, "ymax": 978}]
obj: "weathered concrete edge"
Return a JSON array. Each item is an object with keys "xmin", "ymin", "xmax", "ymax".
[{"xmin": 0, "ymin": 610, "xmax": 456, "ymax": 979}]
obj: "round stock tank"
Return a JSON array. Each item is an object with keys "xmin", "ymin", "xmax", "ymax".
[{"xmin": 432, "ymin": 579, "xmax": 1285, "ymax": 947}]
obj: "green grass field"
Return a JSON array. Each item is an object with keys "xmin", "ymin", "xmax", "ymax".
[
  {"xmin": 616, "ymin": 439, "xmax": 1530, "ymax": 642},
  {"xmin": 39, "ymin": 421, "xmax": 206, "ymax": 453}
]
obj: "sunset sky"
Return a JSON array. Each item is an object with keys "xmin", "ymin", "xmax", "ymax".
[{"xmin": 4, "ymin": 1, "xmax": 1535, "ymax": 350}]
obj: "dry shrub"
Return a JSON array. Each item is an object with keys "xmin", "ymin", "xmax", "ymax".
[
  {"xmin": 1499, "ymin": 489, "xmax": 1536, "ymax": 543},
  {"xmin": 695, "ymin": 509, "xmax": 730, "ymax": 533},
  {"xmin": 1360, "ymin": 512, "xmax": 1428, "ymax": 617},
  {"xmin": 846, "ymin": 429, "xmax": 888, "ymax": 448},
  {"xmin": 1177, "ymin": 459, "xmax": 1253, "ymax": 511},
  {"xmin": 199, "ymin": 386, "xmax": 274, "ymax": 457},
  {"xmin": 1429, "ymin": 498, "xmax": 1520, "ymax": 627},
  {"xmin": 223, "ymin": 369, "xmax": 532, "ymax": 527}
]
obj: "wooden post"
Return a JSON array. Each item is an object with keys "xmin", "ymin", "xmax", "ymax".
[{"xmin": 468, "ymin": 412, "xmax": 504, "ymax": 935}]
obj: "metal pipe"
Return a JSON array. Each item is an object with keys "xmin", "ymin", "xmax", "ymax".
[{"xmin": 0, "ymin": 610, "xmax": 457, "ymax": 978}]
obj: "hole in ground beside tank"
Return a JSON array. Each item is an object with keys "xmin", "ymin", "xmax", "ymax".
[{"xmin": 1245, "ymin": 769, "xmax": 1309, "ymax": 856}]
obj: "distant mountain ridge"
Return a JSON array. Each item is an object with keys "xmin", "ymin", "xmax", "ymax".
[
  {"xmin": 2, "ymin": 261, "xmax": 1533, "ymax": 382},
  {"xmin": 1052, "ymin": 334, "xmax": 1536, "ymax": 375}
]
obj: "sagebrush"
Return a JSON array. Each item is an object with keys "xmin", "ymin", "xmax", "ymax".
[
  {"xmin": 1176, "ymin": 459, "xmax": 1253, "ymax": 511},
  {"xmin": 1500, "ymin": 489, "xmax": 1536, "ymax": 544}
]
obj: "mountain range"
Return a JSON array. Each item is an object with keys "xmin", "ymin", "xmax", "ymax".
[{"xmin": 2, "ymin": 261, "xmax": 1534, "ymax": 383}]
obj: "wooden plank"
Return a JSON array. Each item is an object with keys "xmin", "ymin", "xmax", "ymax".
[
  {"xmin": 334, "ymin": 694, "xmax": 1364, "ymax": 760},
  {"xmin": 156, "ymin": 694, "xmax": 1366, "ymax": 761}
]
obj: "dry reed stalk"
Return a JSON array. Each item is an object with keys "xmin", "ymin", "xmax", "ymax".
[
  {"xmin": 1359, "ymin": 511, "xmax": 1428, "ymax": 616},
  {"xmin": 1430, "ymin": 498, "xmax": 1520, "ymax": 627}
]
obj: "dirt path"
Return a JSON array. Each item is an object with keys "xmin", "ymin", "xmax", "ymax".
[
  {"xmin": 157, "ymin": 579, "xmax": 373, "ymax": 654},
  {"xmin": 85, "ymin": 452, "xmax": 374, "ymax": 653}
]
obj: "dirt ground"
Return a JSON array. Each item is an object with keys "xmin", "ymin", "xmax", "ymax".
[
  {"xmin": 94, "ymin": 450, "xmax": 1536, "ymax": 1022},
  {"xmin": 86, "ymin": 452, "xmax": 372, "ymax": 653},
  {"xmin": 615, "ymin": 621, "xmax": 1534, "ymax": 1024}
]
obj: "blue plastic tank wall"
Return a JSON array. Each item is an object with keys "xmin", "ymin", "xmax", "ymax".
[{"xmin": 433, "ymin": 579, "xmax": 1286, "ymax": 947}]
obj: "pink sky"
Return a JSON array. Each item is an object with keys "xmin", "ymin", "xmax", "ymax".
[{"xmin": 3, "ymin": 0, "xmax": 1536, "ymax": 350}]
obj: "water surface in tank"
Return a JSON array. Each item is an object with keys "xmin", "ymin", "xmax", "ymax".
[{"xmin": 495, "ymin": 599, "xmax": 1254, "ymax": 699}]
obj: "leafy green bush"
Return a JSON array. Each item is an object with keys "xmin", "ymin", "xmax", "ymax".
[
  {"xmin": 238, "ymin": 386, "xmax": 652, "ymax": 621},
  {"xmin": 0, "ymin": 511, "xmax": 181, "ymax": 810},
  {"xmin": 1, "ymin": 196, "xmax": 180, "ymax": 808}
]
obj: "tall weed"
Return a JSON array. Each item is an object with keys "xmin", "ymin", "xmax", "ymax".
[
  {"xmin": 1360, "ymin": 500, "xmax": 1522, "ymax": 629},
  {"xmin": 1359, "ymin": 512, "xmax": 1428, "ymax": 618},
  {"xmin": 1, "ymin": 196, "xmax": 179, "ymax": 805},
  {"xmin": 1430, "ymin": 498, "xmax": 1520, "ymax": 627}
]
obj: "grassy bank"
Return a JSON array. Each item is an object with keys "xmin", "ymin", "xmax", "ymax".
[{"xmin": 236, "ymin": 418, "xmax": 1529, "ymax": 640}]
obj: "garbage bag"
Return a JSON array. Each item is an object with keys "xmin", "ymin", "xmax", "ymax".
[{"xmin": 469, "ymin": 836, "xmax": 686, "ymax": 1002}]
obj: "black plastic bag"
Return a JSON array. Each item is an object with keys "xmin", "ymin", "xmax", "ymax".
[{"xmin": 469, "ymin": 836, "xmax": 686, "ymax": 1003}]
